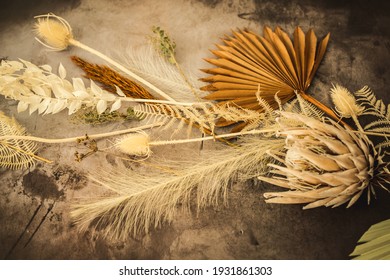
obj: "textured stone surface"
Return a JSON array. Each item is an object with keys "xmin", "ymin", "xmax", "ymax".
[{"xmin": 0, "ymin": 0, "xmax": 389, "ymax": 259}]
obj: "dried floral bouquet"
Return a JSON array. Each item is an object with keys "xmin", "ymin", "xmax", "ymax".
[{"xmin": 0, "ymin": 13, "xmax": 389, "ymax": 259}]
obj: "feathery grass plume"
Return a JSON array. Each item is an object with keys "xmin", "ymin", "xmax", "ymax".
[
  {"xmin": 330, "ymin": 84, "xmax": 364, "ymax": 118},
  {"xmin": 350, "ymin": 219, "xmax": 390, "ymax": 260},
  {"xmin": 151, "ymin": 26, "xmax": 199, "ymax": 100},
  {"xmin": 34, "ymin": 13, "xmax": 175, "ymax": 101},
  {"xmin": 200, "ymin": 26, "xmax": 341, "ymax": 130},
  {"xmin": 71, "ymin": 56, "xmax": 154, "ymax": 99},
  {"xmin": 259, "ymin": 111, "xmax": 389, "ymax": 209},
  {"xmin": 0, "ymin": 111, "xmax": 51, "ymax": 169},
  {"xmin": 115, "ymin": 132, "xmax": 151, "ymax": 157},
  {"xmin": 71, "ymin": 137, "xmax": 284, "ymax": 239},
  {"xmin": 118, "ymin": 45, "xmax": 202, "ymax": 102}
]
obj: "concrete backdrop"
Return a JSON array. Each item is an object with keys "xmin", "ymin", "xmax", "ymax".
[{"xmin": 0, "ymin": 0, "xmax": 389, "ymax": 259}]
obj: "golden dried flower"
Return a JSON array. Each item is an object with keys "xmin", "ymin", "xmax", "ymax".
[
  {"xmin": 34, "ymin": 13, "xmax": 73, "ymax": 51},
  {"xmin": 259, "ymin": 111, "xmax": 386, "ymax": 209},
  {"xmin": 330, "ymin": 84, "xmax": 364, "ymax": 118}
]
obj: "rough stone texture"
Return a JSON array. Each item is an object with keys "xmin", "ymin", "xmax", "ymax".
[{"xmin": 0, "ymin": 0, "xmax": 389, "ymax": 259}]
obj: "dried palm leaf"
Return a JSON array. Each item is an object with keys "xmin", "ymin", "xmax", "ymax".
[
  {"xmin": 71, "ymin": 56, "xmax": 154, "ymax": 99},
  {"xmin": 201, "ymin": 26, "xmax": 334, "ymax": 130},
  {"xmin": 350, "ymin": 219, "xmax": 390, "ymax": 260}
]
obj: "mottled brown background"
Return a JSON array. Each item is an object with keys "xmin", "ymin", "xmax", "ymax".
[{"xmin": 0, "ymin": 0, "xmax": 389, "ymax": 259}]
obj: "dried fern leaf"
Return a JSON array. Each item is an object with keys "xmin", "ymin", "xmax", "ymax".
[
  {"xmin": 0, "ymin": 111, "xmax": 43, "ymax": 169},
  {"xmin": 350, "ymin": 219, "xmax": 390, "ymax": 260},
  {"xmin": 71, "ymin": 137, "xmax": 284, "ymax": 239},
  {"xmin": 71, "ymin": 56, "xmax": 154, "ymax": 99},
  {"xmin": 133, "ymin": 102, "xmax": 216, "ymax": 135},
  {"xmin": 201, "ymin": 26, "xmax": 330, "ymax": 130}
]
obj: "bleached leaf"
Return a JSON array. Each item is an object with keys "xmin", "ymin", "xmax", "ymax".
[
  {"xmin": 52, "ymin": 83, "xmax": 73, "ymax": 99},
  {"xmin": 110, "ymin": 99, "xmax": 121, "ymax": 112},
  {"xmin": 68, "ymin": 100, "xmax": 82, "ymax": 115},
  {"xmin": 40, "ymin": 64, "xmax": 52, "ymax": 72},
  {"xmin": 52, "ymin": 99, "xmax": 67, "ymax": 114},
  {"xmin": 58, "ymin": 63, "xmax": 66, "ymax": 79},
  {"xmin": 72, "ymin": 78, "xmax": 86, "ymax": 92},
  {"xmin": 73, "ymin": 90, "xmax": 91, "ymax": 99},
  {"xmin": 115, "ymin": 85, "xmax": 126, "ymax": 97},
  {"xmin": 96, "ymin": 99, "xmax": 107, "ymax": 114},
  {"xmin": 90, "ymin": 80, "xmax": 103, "ymax": 97},
  {"xmin": 38, "ymin": 98, "xmax": 51, "ymax": 114},
  {"xmin": 32, "ymin": 86, "xmax": 47, "ymax": 97},
  {"xmin": 17, "ymin": 101, "xmax": 29, "ymax": 113}
]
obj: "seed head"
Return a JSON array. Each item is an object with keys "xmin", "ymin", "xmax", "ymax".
[
  {"xmin": 34, "ymin": 13, "xmax": 73, "ymax": 51},
  {"xmin": 115, "ymin": 132, "xmax": 151, "ymax": 157}
]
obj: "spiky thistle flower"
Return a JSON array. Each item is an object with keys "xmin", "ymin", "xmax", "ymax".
[
  {"xmin": 259, "ymin": 111, "xmax": 389, "ymax": 209},
  {"xmin": 330, "ymin": 84, "xmax": 364, "ymax": 118}
]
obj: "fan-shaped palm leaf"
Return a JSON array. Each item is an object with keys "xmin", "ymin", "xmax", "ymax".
[
  {"xmin": 350, "ymin": 219, "xmax": 390, "ymax": 260},
  {"xmin": 201, "ymin": 26, "xmax": 333, "ymax": 130}
]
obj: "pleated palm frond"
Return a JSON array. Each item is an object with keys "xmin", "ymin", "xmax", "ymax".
[
  {"xmin": 201, "ymin": 26, "xmax": 331, "ymax": 130},
  {"xmin": 350, "ymin": 219, "xmax": 390, "ymax": 260}
]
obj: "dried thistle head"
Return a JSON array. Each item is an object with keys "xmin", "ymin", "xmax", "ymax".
[
  {"xmin": 34, "ymin": 13, "xmax": 73, "ymax": 51},
  {"xmin": 330, "ymin": 84, "xmax": 364, "ymax": 118},
  {"xmin": 259, "ymin": 111, "xmax": 388, "ymax": 209}
]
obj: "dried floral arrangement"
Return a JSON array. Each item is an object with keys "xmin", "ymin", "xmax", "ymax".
[{"xmin": 1, "ymin": 13, "xmax": 389, "ymax": 259}]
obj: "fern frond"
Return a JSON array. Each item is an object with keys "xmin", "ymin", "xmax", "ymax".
[
  {"xmin": 133, "ymin": 102, "xmax": 216, "ymax": 135},
  {"xmin": 350, "ymin": 219, "xmax": 390, "ymax": 260},
  {"xmin": 0, "ymin": 111, "xmax": 40, "ymax": 169},
  {"xmin": 71, "ymin": 137, "xmax": 284, "ymax": 239},
  {"xmin": 356, "ymin": 86, "xmax": 390, "ymax": 119}
]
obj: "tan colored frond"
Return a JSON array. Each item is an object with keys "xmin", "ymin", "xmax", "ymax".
[
  {"xmin": 201, "ymin": 26, "xmax": 331, "ymax": 130},
  {"xmin": 0, "ymin": 111, "xmax": 39, "ymax": 169},
  {"xmin": 71, "ymin": 56, "xmax": 154, "ymax": 99},
  {"xmin": 133, "ymin": 102, "xmax": 216, "ymax": 136}
]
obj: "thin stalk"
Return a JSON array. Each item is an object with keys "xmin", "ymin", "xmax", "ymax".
[
  {"xmin": 69, "ymin": 39, "xmax": 176, "ymax": 102},
  {"xmin": 0, "ymin": 123, "xmax": 163, "ymax": 144},
  {"xmin": 150, "ymin": 128, "xmax": 277, "ymax": 146}
]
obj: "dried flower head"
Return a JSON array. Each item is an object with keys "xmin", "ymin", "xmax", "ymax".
[
  {"xmin": 330, "ymin": 84, "xmax": 364, "ymax": 118},
  {"xmin": 115, "ymin": 132, "xmax": 151, "ymax": 157},
  {"xmin": 34, "ymin": 13, "xmax": 73, "ymax": 51},
  {"xmin": 259, "ymin": 111, "xmax": 388, "ymax": 209}
]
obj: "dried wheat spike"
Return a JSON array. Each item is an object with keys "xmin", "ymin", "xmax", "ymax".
[
  {"xmin": 71, "ymin": 56, "xmax": 154, "ymax": 99},
  {"xmin": 201, "ymin": 26, "xmax": 330, "ymax": 130}
]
